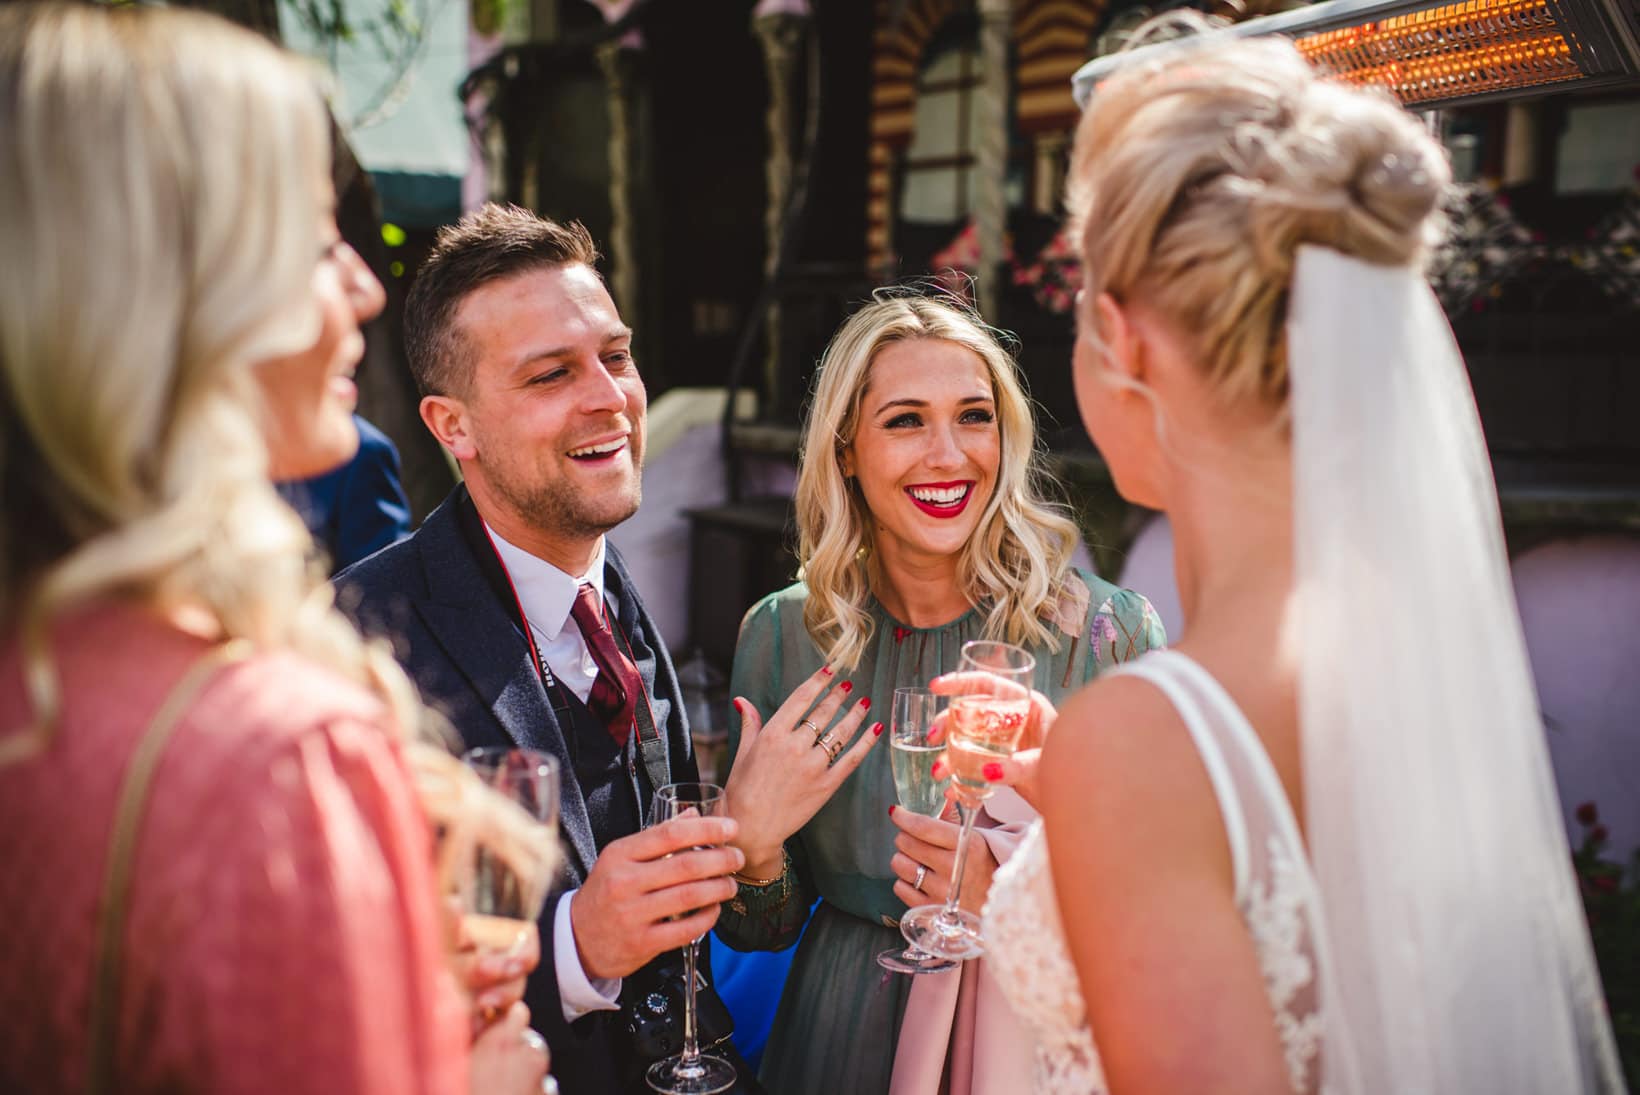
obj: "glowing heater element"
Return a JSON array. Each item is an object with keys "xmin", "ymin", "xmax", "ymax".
[
  {"xmin": 1295, "ymin": 0, "xmax": 1585, "ymax": 102},
  {"xmin": 1071, "ymin": 0, "xmax": 1640, "ymax": 110}
]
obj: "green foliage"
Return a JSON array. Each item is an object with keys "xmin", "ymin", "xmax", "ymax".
[
  {"xmin": 1572, "ymin": 801, "xmax": 1640, "ymax": 1087},
  {"xmin": 275, "ymin": 0, "xmax": 436, "ymax": 129},
  {"xmin": 284, "ymin": 0, "xmax": 349, "ymax": 41},
  {"xmin": 280, "ymin": 0, "xmax": 422, "ymax": 45},
  {"xmin": 469, "ymin": 0, "xmax": 513, "ymax": 37}
]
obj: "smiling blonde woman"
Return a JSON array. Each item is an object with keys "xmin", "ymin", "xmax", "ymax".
[{"xmin": 713, "ymin": 291, "xmax": 1166, "ymax": 1095}]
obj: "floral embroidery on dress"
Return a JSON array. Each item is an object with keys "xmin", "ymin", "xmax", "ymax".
[
  {"xmin": 1047, "ymin": 579, "xmax": 1092, "ymax": 640},
  {"xmin": 985, "ymin": 825, "xmax": 1110, "ymax": 1094},
  {"xmin": 1243, "ymin": 834, "xmax": 1324, "ymax": 1094},
  {"xmin": 1090, "ymin": 609, "xmax": 1120, "ymax": 667},
  {"xmin": 1089, "ymin": 594, "xmax": 1166, "ymax": 667}
]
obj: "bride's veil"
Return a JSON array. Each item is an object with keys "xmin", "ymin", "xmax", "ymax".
[{"xmin": 1287, "ymin": 244, "xmax": 1625, "ymax": 1092}]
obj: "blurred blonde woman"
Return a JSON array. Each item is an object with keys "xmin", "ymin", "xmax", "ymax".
[
  {"xmin": 0, "ymin": 7, "xmax": 550, "ymax": 1094},
  {"xmin": 716, "ymin": 292, "xmax": 1164, "ymax": 1094},
  {"xmin": 981, "ymin": 28, "xmax": 1625, "ymax": 1095}
]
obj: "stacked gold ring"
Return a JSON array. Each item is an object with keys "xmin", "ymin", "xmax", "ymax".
[{"xmin": 798, "ymin": 718, "xmax": 820, "ymax": 738}]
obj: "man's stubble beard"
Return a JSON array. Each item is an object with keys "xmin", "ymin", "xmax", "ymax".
[{"xmin": 486, "ymin": 455, "xmax": 643, "ymax": 544}]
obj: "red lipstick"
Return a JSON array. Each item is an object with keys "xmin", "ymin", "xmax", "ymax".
[{"xmin": 904, "ymin": 480, "xmax": 975, "ymax": 519}]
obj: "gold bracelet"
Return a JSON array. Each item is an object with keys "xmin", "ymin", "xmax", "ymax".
[{"xmin": 733, "ymin": 849, "xmax": 789, "ymax": 888}]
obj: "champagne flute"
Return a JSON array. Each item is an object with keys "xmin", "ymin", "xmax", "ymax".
[
  {"xmin": 646, "ymin": 782, "xmax": 737, "ymax": 1095},
  {"xmin": 458, "ymin": 747, "xmax": 561, "ymax": 957},
  {"xmin": 898, "ymin": 641, "xmax": 1035, "ymax": 961},
  {"xmin": 877, "ymin": 688, "xmax": 959, "ymax": 975}
]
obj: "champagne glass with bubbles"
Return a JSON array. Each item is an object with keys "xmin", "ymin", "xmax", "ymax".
[
  {"xmin": 645, "ymin": 782, "xmax": 737, "ymax": 1095},
  {"xmin": 877, "ymin": 688, "xmax": 959, "ymax": 974},
  {"xmin": 898, "ymin": 641, "xmax": 1035, "ymax": 961}
]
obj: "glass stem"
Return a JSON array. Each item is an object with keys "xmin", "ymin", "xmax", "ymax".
[
  {"xmin": 680, "ymin": 940, "xmax": 700, "ymax": 1065},
  {"xmin": 940, "ymin": 800, "xmax": 977, "ymax": 926}
]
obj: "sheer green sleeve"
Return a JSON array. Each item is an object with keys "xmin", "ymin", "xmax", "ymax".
[
  {"xmin": 715, "ymin": 592, "xmax": 815, "ymax": 951},
  {"xmin": 1050, "ymin": 571, "xmax": 1169, "ymax": 693},
  {"xmin": 1091, "ymin": 585, "xmax": 1168, "ymax": 667}
]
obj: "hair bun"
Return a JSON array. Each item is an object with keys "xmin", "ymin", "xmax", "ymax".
[{"xmin": 1280, "ymin": 80, "xmax": 1450, "ymax": 267}]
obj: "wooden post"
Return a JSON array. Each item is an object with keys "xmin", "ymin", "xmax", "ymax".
[{"xmin": 975, "ymin": 0, "xmax": 1011, "ymax": 321}]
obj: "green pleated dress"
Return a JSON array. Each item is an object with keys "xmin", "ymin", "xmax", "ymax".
[{"xmin": 716, "ymin": 569, "xmax": 1165, "ymax": 1095}]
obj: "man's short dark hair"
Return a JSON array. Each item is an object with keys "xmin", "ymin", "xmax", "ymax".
[{"xmin": 404, "ymin": 203, "xmax": 600, "ymax": 397}]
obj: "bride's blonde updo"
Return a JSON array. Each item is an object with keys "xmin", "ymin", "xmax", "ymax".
[{"xmin": 1068, "ymin": 31, "xmax": 1451, "ymax": 408}]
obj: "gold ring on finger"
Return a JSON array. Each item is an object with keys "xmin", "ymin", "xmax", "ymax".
[
  {"xmin": 822, "ymin": 736, "xmax": 843, "ymax": 762},
  {"xmin": 797, "ymin": 718, "xmax": 819, "ymax": 737},
  {"xmin": 913, "ymin": 863, "xmax": 929, "ymax": 891}
]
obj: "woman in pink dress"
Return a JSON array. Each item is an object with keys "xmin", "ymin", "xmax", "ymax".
[{"xmin": 0, "ymin": 6, "xmax": 550, "ymax": 1093}]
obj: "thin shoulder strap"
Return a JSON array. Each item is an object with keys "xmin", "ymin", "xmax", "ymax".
[
  {"xmin": 1152, "ymin": 651, "xmax": 1345, "ymax": 1054},
  {"xmin": 86, "ymin": 639, "xmax": 252, "ymax": 1095},
  {"xmin": 1161, "ymin": 652, "xmax": 1311, "ymax": 868},
  {"xmin": 1109, "ymin": 651, "xmax": 1252, "ymax": 902}
]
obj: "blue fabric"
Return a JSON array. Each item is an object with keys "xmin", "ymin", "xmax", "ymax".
[
  {"xmin": 276, "ymin": 415, "xmax": 411, "ymax": 574},
  {"xmin": 706, "ymin": 901, "xmax": 816, "ymax": 1072}
]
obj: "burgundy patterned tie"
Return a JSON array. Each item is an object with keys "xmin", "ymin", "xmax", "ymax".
[{"xmin": 568, "ymin": 582, "xmax": 640, "ymax": 746}]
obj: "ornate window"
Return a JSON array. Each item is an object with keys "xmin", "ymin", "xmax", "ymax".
[{"xmin": 898, "ymin": 25, "xmax": 984, "ymax": 225}]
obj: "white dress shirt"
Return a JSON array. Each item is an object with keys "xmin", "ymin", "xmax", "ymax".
[{"xmin": 486, "ymin": 525, "xmax": 622, "ymax": 1022}]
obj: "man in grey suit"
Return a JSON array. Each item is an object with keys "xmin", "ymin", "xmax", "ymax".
[{"xmin": 338, "ymin": 204, "xmax": 752, "ymax": 1095}]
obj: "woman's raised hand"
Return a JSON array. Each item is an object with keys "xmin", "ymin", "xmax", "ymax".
[
  {"xmin": 450, "ymin": 904, "xmax": 540, "ymax": 1037},
  {"xmin": 888, "ymin": 805, "xmax": 1001, "ymax": 916},
  {"xmin": 927, "ymin": 670, "xmax": 1059, "ymax": 810},
  {"xmin": 723, "ymin": 665, "xmax": 884, "ymax": 879}
]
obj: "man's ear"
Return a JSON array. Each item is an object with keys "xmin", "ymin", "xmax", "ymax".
[
  {"xmin": 1092, "ymin": 291, "xmax": 1147, "ymax": 388},
  {"xmin": 420, "ymin": 394, "xmax": 476, "ymax": 462}
]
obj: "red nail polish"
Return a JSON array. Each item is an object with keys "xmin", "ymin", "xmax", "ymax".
[
  {"xmin": 732, "ymin": 698, "xmax": 743, "ymax": 714},
  {"xmin": 888, "ymin": 805, "xmax": 896, "ymax": 818},
  {"xmin": 820, "ymin": 666, "xmax": 833, "ymax": 676},
  {"xmin": 930, "ymin": 761, "xmax": 943, "ymax": 779},
  {"xmin": 860, "ymin": 696, "xmax": 871, "ymax": 710},
  {"xmin": 983, "ymin": 762, "xmax": 1003, "ymax": 781},
  {"xmin": 840, "ymin": 681, "xmax": 852, "ymax": 693},
  {"xmin": 872, "ymin": 722, "xmax": 884, "ymax": 737}
]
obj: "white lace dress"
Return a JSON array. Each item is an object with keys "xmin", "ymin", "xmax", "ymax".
[{"xmin": 984, "ymin": 650, "xmax": 1330, "ymax": 1094}]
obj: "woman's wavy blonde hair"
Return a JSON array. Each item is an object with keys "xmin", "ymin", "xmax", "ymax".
[
  {"xmin": 795, "ymin": 292, "xmax": 1082, "ymax": 671},
  {"xmin": 0, "ymin": 5, "xmax": 550, "ymax": 887}
]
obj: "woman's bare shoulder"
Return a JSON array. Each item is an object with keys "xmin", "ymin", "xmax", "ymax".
[{"xmin": 1039, "ymin": 672, "xmax": 1232, "ymax": 885}]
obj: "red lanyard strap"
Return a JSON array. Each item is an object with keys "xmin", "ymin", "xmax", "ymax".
[{"xmin": 478, "ymin": 527, "xmax": 669, "ymax": 782}]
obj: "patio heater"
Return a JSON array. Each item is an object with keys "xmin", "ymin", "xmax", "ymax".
[{"xmin": 1071, "ymin": 0, "xmax": 1640, "ymax": 109}]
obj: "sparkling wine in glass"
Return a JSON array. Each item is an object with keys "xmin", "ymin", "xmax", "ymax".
[
  {"xmin": 899, "ymin": 641, "xmax": 1035, "ymax": 962},
  {"xmin": 459, "ymin": 747, "xmax": 561, "ymax": 958},
  {"xmin": 645, "ymin": 782, "xmax": 737, "ymax": 1095},
  {"xmin": 878, "ymin": 688, "xmax": 959, "ymax": 975}
]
